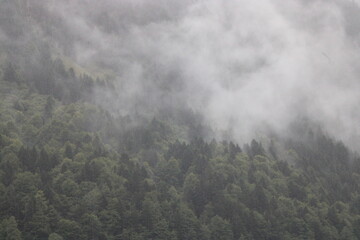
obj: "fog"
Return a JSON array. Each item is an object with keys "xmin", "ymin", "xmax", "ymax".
[{"xmin": 3, "ymin": 0, "xmax": 360, "ymax": 147}]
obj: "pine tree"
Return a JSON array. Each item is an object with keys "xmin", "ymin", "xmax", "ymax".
[
  {"xmin": 209, "ymin": 215, "xmax": 234, "ymax": 240},
  {"xmin": 1, "ymin": 216, "xmax": 22, "ymax": 240}
]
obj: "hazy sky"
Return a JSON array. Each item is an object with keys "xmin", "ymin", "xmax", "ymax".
[{"xmin": 12, "ymin": 0, "xmax": 360, "ymax": 146}]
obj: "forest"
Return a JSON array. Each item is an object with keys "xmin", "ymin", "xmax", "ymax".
[
  {"xmin": 2, "ymin": 0, "xmax": 360, "ymax": 239},
  {"xmin": 1, "ymin": 51, "xmax": 360, "ymax": 239}
]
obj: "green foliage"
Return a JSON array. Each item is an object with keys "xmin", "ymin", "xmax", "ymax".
[
  {"xmin": 48, "ymin": 233, "xmax": 63, "ymax": 240},
  {"xmin": 57, "ymin": 219, "xmax": 84, "ymax": 240},
  {"xmin": 1, "ymin": 57, "xmax": 360, "ymax": 240},
  {"xmin": 0, "ymin": 216, "xmax": 22, "ymax": 240},
  {"xmin": 209, "ymin": 216, "xmax": 234, "ymax": 240}
]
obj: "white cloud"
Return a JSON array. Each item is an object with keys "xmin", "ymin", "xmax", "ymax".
[{"xmin": 30, "ymin": 0, "xmax": 360, "ymax": 147}]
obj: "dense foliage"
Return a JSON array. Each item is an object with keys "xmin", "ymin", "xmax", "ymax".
[
  {"xmin": 1, "ymin": 2, "xmax": 360, "ymax": 238},
  {"xmin": 1, "ymin": 55, "xmax": 360, "ymax": 240}
]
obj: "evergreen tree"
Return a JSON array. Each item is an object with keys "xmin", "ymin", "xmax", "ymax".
[
  {"xmin": 209, "ymin": 216, "xmax": 234, "ymax": 240},
  {"xmin": 1, "ymin": 216, "xmax": 22, "ymax": 240}
]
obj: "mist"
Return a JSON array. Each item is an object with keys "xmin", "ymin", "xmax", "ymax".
[{"xmin": 4, "ymin": 0, "xmax": 360, "ymax": 147}]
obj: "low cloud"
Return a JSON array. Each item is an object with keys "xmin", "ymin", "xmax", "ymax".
[{"xmin": 4, "ymin": 0, "xmax": 360, "ymax": 147}]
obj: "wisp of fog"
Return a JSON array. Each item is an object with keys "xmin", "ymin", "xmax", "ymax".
[{"xmin": 11, "ymin": 0, "xmax": 360, "ymax": 147}]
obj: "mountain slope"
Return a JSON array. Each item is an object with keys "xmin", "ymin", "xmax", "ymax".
[
  {"xmin": 0, "ymin": 63, "xmax": 360, "ymax": 239},
  {"xmin": 1, "ymin": 1, "xmax": 360, "ymax": 240}
]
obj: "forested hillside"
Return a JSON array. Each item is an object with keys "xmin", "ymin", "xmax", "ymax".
[
  {"xmin": 0, "ymin": 54, "xmax": 360, "ymax": 240},
  {"xmin": 2, "ymin": 0, "xmax": 360, "ymax": 239}
]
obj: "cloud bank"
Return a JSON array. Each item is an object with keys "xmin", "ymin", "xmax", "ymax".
[{"xmin": 6, "ymin": 0, "xmax": 360, "ymax": 147}]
